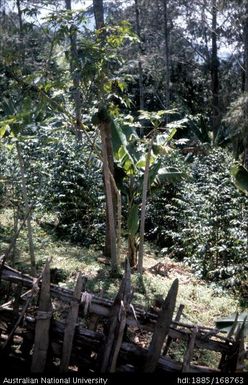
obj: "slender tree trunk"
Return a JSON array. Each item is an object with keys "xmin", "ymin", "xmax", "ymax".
[
  {"xmin": 16, "ymin": 143, "xmax": 36, "ymax": 276},
  {"xmin": 93, "ymin": 0, "xmax": 104, "ymax": 30},
  {"xmin": 65, "ymin": 0, "xmax": 82, "ymax": 141},
  {"xmin": 16, "ymin": 0, "xmax": 25, "ymax": 66},
  {"xmin": 211, "ymin": 0, "xmax": 220, "ymax": 142},
  {"xmin": 92, "ymin": 0, "xmax": 118, "ymax": 272},
  {"xmin": 99, "ymin": 124, "xmax": 117, "ymax": 274},
  {"xmin": 243, "ymin": 1, "xmax": 248, "ymax": 167},
  {"xmin": 244, "ymin": 1, "xmax": 248, "ymax": 93},
  {"xmin": 163, "ymin": 0, "xmax": 170, "ymax": 112},
  {"xmin": 135, "ymin": 0, "xmax": 145, "ymax": 112},
  {"xmin": 103, "ymin": 120, "xmax": 117, "ymax": 261},
  {"xmin": 138, "ymin": 135, "xmax": 154, "ymax": 274},
  {"xmin": 11, "ymin": 209, "xmax": 19, "ymax": 267},
  {"xmin": 15, "ymin": 0, "xmax": 35, "ymax": 275}
]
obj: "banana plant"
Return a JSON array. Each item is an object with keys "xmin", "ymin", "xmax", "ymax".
[{"xmin": 111, "ymin": 112, "xmax": 186, "ymax": 267}]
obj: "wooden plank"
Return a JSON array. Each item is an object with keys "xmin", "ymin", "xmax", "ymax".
[
  {"xmin": 12, "ymin": 283, "xmax": 22, "ymax": 315},
  {"xmin": 169, "ymin": 327, "xmax": 231, "ymax": 354},
  {"xmin": 163, "ymin": 303, "xmax": 184, "ymax": 355},
  {"xmin": 218, "ymin": 312, "xmax": 239, "ymax": 371},
  {"xmin": 236, "ymin": 328, "xmax": 246, "ymax": 372},
  {"xmin": 233, "ymin": 318, "xmax": 247, "ymax": 372},
  {"xmin": 100, "ymin": 259, "xmax": 131, "ymax": 373},
  {"xmin": 31, "ymin": 260, "xmax": 52, "ymax": 373},
  {"xmin": 144, "ymin": 278, "xmax": 179, "ymax": 372},
  {"xmin": 120, "ymin": 341, "xmax": 220, "ymax": 373},
  {"xmin": 60, "ymin": 272, "xmax": 83, "ymax": 373},
  {"xmin": 218, "ymin": 318, "xmax": 247, "ymax": 373},
  {"xmin": 0, "ymin": 307, "xmax": 221, "ymax": 374},
  {"xmin": 182, "ymin": 327, "xmax": 198, "ymax": 372},
  {"xmin": 0, "ymin": 277, "xmax": 41, "ymax": 354},
  {"xmin": 1, "ymin": 263, "xmax": 233, "ymax": 351}
]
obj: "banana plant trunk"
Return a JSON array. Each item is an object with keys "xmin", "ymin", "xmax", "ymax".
[{"xmin": 138, "ymin": 136, "xmax": 154, "ymax": 274}]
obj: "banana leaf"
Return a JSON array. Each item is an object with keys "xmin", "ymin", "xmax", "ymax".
[
  {"xmin": 230, "ymin": 163, "xmax": 248, "ymax": 194},
  {"xmin": 127, "ymin": 204, "xmax": 139, "ymax": 236}
]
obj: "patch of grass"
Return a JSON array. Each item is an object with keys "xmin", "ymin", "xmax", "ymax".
[
  {"xmin": 0, "ymin": 208, "xmax": 241, "ymax": 328},
  {"xmin": 1, "ymin": 208, "xmax": 245, "ymax": 369}
]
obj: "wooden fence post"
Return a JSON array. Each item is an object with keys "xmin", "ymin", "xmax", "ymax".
[
  {"xmin": 182, "ymin": 327, "xmax": 198, "ymax": 372},
  {"xmin": 31, "ymin": 259, "xmax": 52, "ymax": 373},
  {"xmin": 218, "ymin": 313, "xmax": 239, "ymax": 372},
  {"xmin": 60, "ymin": 272, "xmax": 83, "ymax": 373},
  {"xmin": 144, "ymin": 278, "xmax": 179, "ymax": 372},
  {"xmin": 100, "ymin": 259, "xmax": 132, "ymax": 373},
  {"xmin": 231, "ymin": 319, "xmax": 247, "ymax": 372},
  {"xmin": 163, "ymin": 303, "xmax": 184, "ymax": 355}
]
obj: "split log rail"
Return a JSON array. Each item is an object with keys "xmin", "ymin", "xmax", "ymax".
[{"xmin": 0, "ymin": 257, "xmax": 246, "ymax": 374}]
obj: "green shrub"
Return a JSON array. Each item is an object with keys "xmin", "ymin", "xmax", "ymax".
[{"xmin": 147, "ymin": 148, "xmax": 248, "ymax": 294}]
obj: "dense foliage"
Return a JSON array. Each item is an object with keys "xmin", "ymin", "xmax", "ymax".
[
  {"xmin": 0, "ymin": 0, "xmax": 247, "ymax": 300},
  {"xmin": 147, "ymin": 148, "xmax": 248, "ymax": 296}
]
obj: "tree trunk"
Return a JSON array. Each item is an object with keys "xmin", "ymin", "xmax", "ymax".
[
  {"xmin": 99, "ymin": 122, "xmax": 118, "ymax": 274},
  {"xmin": 16, "ymin": 0, "xmax": 24, "ymax": 66},
  {"xmin": 93, "ymin": 0, "xmax": 104, "ymax": 30},
  {"xmin": 92, "ymin": 0, "xmax": 118, "ymax": 269},
  {"xmin": 243, "ymin": 1, "xmax": 248, "ymax": 167},
  {"xmin": 65, "ymin": 0, "xmax": 82, "ymax": 141},
  {"xmin": 211, "ymin": 0, "xmax": 220, "ymax": 142},
  {"xmin": 135, "ymin": 0, "xmax": 145, "ymax": 112},
  {"xmin": 163, "ymin": 0, "xmax": 170, "ymax": 113},
  {"xmin": 16, "ymin": 143, "xmax": 36, "ymax": 276},
  {"xmin": 244, "ymin": 1, "xmax": 248, "ymax": 93},
  {"xmin": 101, "ymin": 116, "xmax": 117, "ymax": 263}
]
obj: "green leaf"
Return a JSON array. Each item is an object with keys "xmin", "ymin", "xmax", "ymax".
[
  {"xmin": 0, "ymin": 124, "xmax": 8, "ymax": 137},
  {"xmin": 166, "ymin": 127, "xmax": 177, "ymax": 142},
  {"xmin": 111, "ymin": 121, "xmax": 128, "ymax": 154},
  {"xmin": 127, "ymin": 204, "xmax": 139, "ymax": 236},
  {"xmin": 230, "ymin": 163, "xmax": 248, "ymax": 194},
  {"xmin": 152, "ymin": 166, "xmax": 183, "ymax": 186},
  {"xmin": 112, "ymin": 120, "xmax": 138, "ymax": 174}
]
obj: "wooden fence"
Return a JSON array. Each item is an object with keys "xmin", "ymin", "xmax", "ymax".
[{"xmin": 0, "ymin": 257, "xmax": 246, "ymax": 373}]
